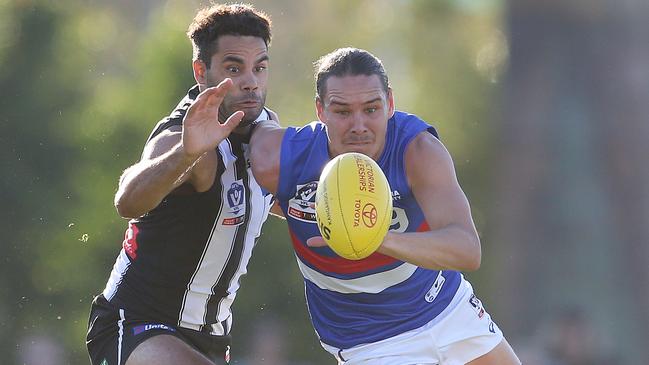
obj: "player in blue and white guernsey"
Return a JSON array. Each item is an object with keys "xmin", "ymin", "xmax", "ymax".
[
  {"xmin": 250, "ymin": 48, "xmax": 521, "ymax": 364},
  {"xmin": 86, "ymin": 5, "xmax": 277, "ymax": 365}
]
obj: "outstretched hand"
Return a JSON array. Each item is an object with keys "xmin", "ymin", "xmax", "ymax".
[
  {"xmin": 182, "ymin": 78, "xmax": 244, "ymax": 158},
  {"xmin": 306, "ymin": 236, "xmax": 327, "ymax": 247}
]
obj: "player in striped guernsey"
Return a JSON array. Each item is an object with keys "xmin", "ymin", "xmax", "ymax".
[
  {"xmin": 250, "ymin": 48, "xmax": 521, "ymax": 364},
  {"xmin": 86, "ymin": 4, "xmax": 276, "ymax": 365}
]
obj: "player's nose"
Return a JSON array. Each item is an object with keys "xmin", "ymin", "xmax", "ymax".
[
  {"xmin": 239, "ymin": 69, "xmax": 259, "ymax": 92},
  {"xmin": 349, "ymin": 113, "xmax": 369, "ymax": 134}
]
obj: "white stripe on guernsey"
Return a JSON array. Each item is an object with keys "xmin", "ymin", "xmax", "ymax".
[
  {"xmin": 214, "ymin": 163, "xmax": 273, "ymax": 332},
  {"xmin": 102, "ymin": 249, "xmax": 131, "ymax": 301},
  {"xmin": 296, "ymin": 257, "xmax": 418, "ymax": 294},
  {"xmin": 179, "ymin": 139, "xmax": 237, "ymax": 333},
  {"xmin": 117, "ymin": 309, "xmax": 125, "ymax": 365},
  {"xmin": 178, "ymin": 129, "xmax": 272, "ymax": 334}
]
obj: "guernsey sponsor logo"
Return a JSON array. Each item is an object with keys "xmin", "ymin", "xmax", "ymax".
[
  {"xmin": 133, "ymin": 323, "xmax": 176, "ymax": 336},
  {"xmin": 425, "ymin": 272, "xmax": 445, "ymax": 302},
  {"xmin": 468, "ymin": 294, "xmax": 485, "ymax": 319}
]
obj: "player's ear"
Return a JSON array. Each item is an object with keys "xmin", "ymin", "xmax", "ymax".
[
  {"xmin": 387, "ymin": 87, "xmax": 395, "ymax": 118},
  {"xmin": 192, "ymin": 59, "xmax": 208, "ymax": 87},
  {"xmin": 316, "ymin": 96, "xmax": 326, "ymax": 123}
]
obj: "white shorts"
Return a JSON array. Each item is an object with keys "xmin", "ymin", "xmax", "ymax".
[{"xmin": 321, "ymin": 279, "xmax": 503, "ymax": 365}]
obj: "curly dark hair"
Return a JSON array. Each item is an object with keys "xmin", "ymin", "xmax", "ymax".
[{"xmin": 187, "ymin": 3, "xmax": 272, "ymax": 68}]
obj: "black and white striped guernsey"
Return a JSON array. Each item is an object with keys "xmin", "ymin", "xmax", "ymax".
[{"xmin": 101, "ymin": 85, "xmax": 273, "ymax": 335}]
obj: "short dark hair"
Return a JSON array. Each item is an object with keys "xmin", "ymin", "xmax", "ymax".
[
  {"xmin": 314, "ymin": 47, "xmax": 390, "ymax": 100},
  {"xmin": 187, "ymin": 3, "xmax": 272, "ymax": 68}
]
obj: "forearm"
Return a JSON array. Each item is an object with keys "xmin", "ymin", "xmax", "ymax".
[
  {"xmin": 378, "ymin": 225, "xmax": 481, "ymax": 272},
  {"xmin": 115, "ymin": 143, "xmax": 199, "ymax": 218}
]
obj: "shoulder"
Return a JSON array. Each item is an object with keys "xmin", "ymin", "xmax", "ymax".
[
  {"xmin": 280, "ymin": 121, "xmax": 327, "ymax": 167},
  {"xmin": 146, "ymin": 86, "xmax": 199, "ymax": 142},
  {"xmin": 142, "ymin": 127, "xmax": 182, "ymax": 160},
  {"xmin": 286, "ymin": 121, "xmax": 326, "ymax": 141},
  {"xmin": 408, "ymin": 130, "xmax": 447, "ymax": 157},
  {"xmin": 391, "ymin": 111, "xmax": 438, "ymax": 137},
  {"xmin": 404, "ymin": 129, "xmax": 455, "ymax": 187}
]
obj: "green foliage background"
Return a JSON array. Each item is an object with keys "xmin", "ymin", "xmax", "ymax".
[{"xmin": 1, "ymin": 0, "xmax": 507, "ymax": 363}]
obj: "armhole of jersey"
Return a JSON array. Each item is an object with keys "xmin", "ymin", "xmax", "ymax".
[
  {"xmin": 276, "ymin": 127, "xmax": 298, "ymax": 203},
  {"xmin": 427, "ymin": 126, "xmax": 440, "ymax": 140},
  {"xmin": 401, "ymin": 123, "xmax": 438, "ymax": 191}
]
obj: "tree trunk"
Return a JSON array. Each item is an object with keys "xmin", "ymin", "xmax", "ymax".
[{"xmin": 493, "ymin": 1, "xmax": 649, "ymax": 363}]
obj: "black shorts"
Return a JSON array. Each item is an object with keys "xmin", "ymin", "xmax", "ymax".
[{"xmin": 86, "ymin": 295, "xmax": 231, "ymax": 365}]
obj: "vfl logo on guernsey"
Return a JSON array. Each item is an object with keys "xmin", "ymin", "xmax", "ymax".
[
  {"xmin": 223, "ymin": 181, "xmax": 245, "ymax": 226},
  {"xmin": 288, "ymin": 181, "xmax": 318, "ymax": 222}
]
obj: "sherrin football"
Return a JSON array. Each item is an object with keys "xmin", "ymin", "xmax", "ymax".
[{"xmin": 315, "ymin": 152, "xmax": 392, "ymax": 260}]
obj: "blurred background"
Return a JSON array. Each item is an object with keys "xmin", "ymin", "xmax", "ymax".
[{"xmin": 2, "ymin": 0, "xmax": 648, "ymax": 364}]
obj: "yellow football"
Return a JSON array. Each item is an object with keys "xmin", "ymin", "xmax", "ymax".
[{"xmin": 315, "ymin": 152, "xmax": 392, "ymax": 260}]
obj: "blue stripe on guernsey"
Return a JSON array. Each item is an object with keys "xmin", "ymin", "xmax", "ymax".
[
  {"xmin": 277, "ymin": 111, "xmax": 460, "ymax": 349},
  {"xmin": 307, "ymin": 270, "xmax": 461, "ymax": 349}
]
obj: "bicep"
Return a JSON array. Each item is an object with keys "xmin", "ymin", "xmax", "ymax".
[
  {"xmin": 406, "ymin": 133, "xmax": 476, "ymax": 231},
  {"xmin": 141, "ymin": 127, "xmax": 182, "ymax": 161},
  {"xmin": 138, "ymin": 127, "xmax": 215, "ymax": 191},
  {"xmin": 119, "ymin": 130, "xmax": 182, "ymax": 184}
]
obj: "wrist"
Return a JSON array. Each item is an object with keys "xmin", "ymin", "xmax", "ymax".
[
  {"xmin": 377, "ymin": 231, "xmax": 396, "ymax": 255},
  {"xmin": 176, "ymin": 143, "xmax": 202, "ymax": 165}
]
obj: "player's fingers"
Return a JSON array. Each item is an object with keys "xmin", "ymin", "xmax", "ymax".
[
  {"xmin": 306, "ymin": 236, "xmax": 327, "ymax": 247},
  {"xmin": 221, "ymin": 110, "xmax": 245, "ymax": 132},
  {"xmin": 208, "ymin": 78, "xmax": 234, "ymax": 102},
  {"xmin": 213, "ymin": 78, "xmax": 233, "ymax": 94},
  {"xmin": 195, "ymin": 79, "xmax": 233, "ymax": 106}
]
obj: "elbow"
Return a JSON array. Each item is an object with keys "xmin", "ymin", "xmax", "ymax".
[
  {"xmin": 465, "ymin": 251, "xmax": 481, "ymax": 272},
  {"xmin": 114, "ymin": 191, "xmax": 140, "ymax": 219},
  {"xmin": 463, "ymin": 236, "xmax": 482, "ymax": 272}
]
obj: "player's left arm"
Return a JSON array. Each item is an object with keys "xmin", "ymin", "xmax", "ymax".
[{"xmin": 377, "ymin": 131, "xmax": 481, "ymax": 271}]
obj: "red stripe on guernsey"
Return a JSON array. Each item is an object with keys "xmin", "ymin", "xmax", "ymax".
[
  {"xmin": 289, "ymin": 221, "xmax": 429, "ymax": 274},
  {"xmin": 290, "ymin": 220, "xmax": 430, "ymax": 274},
  {"xmin": 290, "ymin": 230, "xmax": 397, "ymax": 274}
]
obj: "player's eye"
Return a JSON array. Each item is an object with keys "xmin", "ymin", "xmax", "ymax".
[
  {"xmin": 366, "ymin": 107, "xmax": 377, "ymax": 113},
  {"xmin": 254, "ymin": 65, "xmax": 267, "ymax": 72},
  {"xmin": 226, "ymin": 66, "xmax": 240, "ymax": 73}
]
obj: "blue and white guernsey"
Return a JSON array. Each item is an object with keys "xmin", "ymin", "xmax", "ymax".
[{"xmin": 277, "ymin": 111, "xmax": 463, "ymax": 349}]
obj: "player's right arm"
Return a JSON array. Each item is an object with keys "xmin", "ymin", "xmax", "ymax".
[
  {"xmin": 114, "ymin": 130, "xmax": 211, "ymax": 219},
  {"xmin": 115, "ymin": 79, "xmax": 244, "ymax": 219},
  {"xmin": 249, "ymin": 121, "xmax": 285, "ymax": 196}
]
